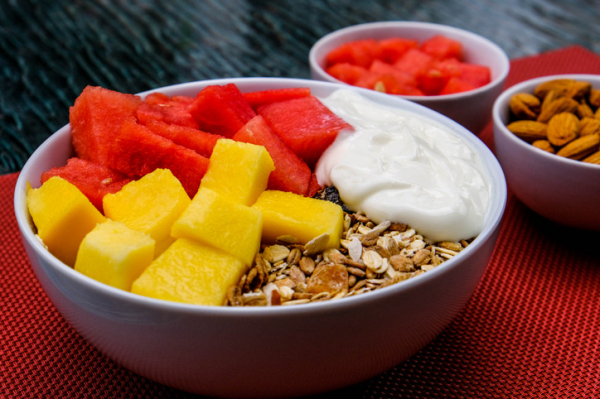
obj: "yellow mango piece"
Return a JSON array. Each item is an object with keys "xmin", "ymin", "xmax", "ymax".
[
  {"xmin": 171, "ymin": 187, "xmax": 262, "ymax": 266},
  {"xmin": 200, "ymin": 138, "xmax": 274, "ymax": 206},
  {"xmin": 103, "ymin": 168, "xmax": 190, "ymax": 256},
  {"xmin": 252, "ymin": 190, "xmax": 344, "ymax": 248},
  {"xmin": 26, "ymin": 176, "xmax": 105, "ymax": 266},
  {"xmin": 132, "ymin": 238, "xmax": 246, "ymax": 306},
  {"xmin": 75, "ymin": 220, "xmax": 155, "ymax": 291}
]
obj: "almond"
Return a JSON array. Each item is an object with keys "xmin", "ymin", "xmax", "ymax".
[
  {"xmin": 589, "ymin": 88, "xmax": 600, "ymax": 108},
  {"xmin": 580, "ymin": 117, "xmax": 600, "ymax": 137},
  {"xmin": 547, "ymin": 112, "xmax": 580, "ymax": 147},
  {"xmin": 577, "ymin": 103, "xmax": 594, "ymax": 119},
  {"xmin": 533, "ymin": 79, "xmax": 576, "ymax": 99},
  {"xmin": 537, "ymin": 97, "xmax": 579, "ymax": 123},
  {"xmin": 532, "ymin": 140, "xmax": 555, "ymax": 153},
  {"xmin": 566, "ymin": 80, "xmax": 592, "ymax": 99},
  {"xmin": 506, "ymin": 120, "xmax": 547, "ymax": 142},
  {"xmin": 509, "ymin": 93, "xmax": 540, "ymax": 120},
  {"xmin": 556, "ymin": 134, "xmax": 600, "ymax": 160}
]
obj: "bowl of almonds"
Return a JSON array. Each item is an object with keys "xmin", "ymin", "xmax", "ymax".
[{"xmin": 493, "ymin": 74, "xmax": 600, "ymax": 230}]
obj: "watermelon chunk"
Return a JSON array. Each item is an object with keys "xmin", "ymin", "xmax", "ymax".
[
  {"xmin": 375, "ymin": 38, "xmax": 419, "ymax": 64},
  {"xmin": 108, "ymin": 117, "xmax": 209, "ymax": 198},
  {"xmin": 306, "ymin": 173, "xmax": 323, "ymax": 198},
  {"xmin": 325, "ymin": 39, "xmax": 378, "ymax": 68},
  {"xmin": 420, "ymin": 35, "xmax": 463, "ymax": 60},
  {"xmin": 419, "ymin": 59, "xmax": 461, "ymax": 95},
  {"xmin": 136, "ymin": 92, "xmax": 198, "ymax": 129},
  {"xmin": 145, "ymin": 120, "xmax": 224, "ymax": 159},
  {"xmin": 360, "ymin": 60, "xmax": 422, "ymax": 95},
  {"xmin": 243, "ymin": 88, "xmax": 311, "ymax": 110},
  {"xmin": 188, "ymin": 84, "xmax": 256, "ymax": 138},
  {"xmin": 455, "ymin": 63, "xmax": 491, "ymax": 88},
  {"xmin": 440, "ymin": 77, "xmax": 477, "ymax": 95},
  {"xmin": 40, "ymin": 157, "xmax": 132, "ymax": 212},
  {"xmin": 393, "ymin": 49, "xmax": 435, "ymax": 78},
  {"xmin": 232, "ymin": 115, "xmax": 312, "ymax": 196},
  {"xmin": 70, "ymin": 86, "xmax": 142, "ymax": 167},
  {"xmin": 326, "ymin": 63, "xmax": 368, "ymax": 85},
  {"xmin": 258, "ymin": 96, "xmax": 354, "ymax": 168}
]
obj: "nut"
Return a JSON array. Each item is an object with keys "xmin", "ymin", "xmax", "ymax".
[
  {"xmin": 532, "ymin": 140, "xmax": 556, "ymax": 153},
  {"xmin": 533, "ymin": 79, "xmax": 576, "ymax": 99},
  {"xmin": 556, "ymin": 134, "xmax": 600, "ymax": 160},
  {"xmin": 537, "ymin": 97, "xmax": 579, "ymax": 123},
  {"xmin": 506, "ymin": 120, "xmax": 547, "ymax": 142},
  {"xmin": 589, "ymin": 88, "xmax": 600, "ymax": 108},
  {"xmin": 509, "ymin": 93, "xmax": 540, "ymax": 119},
  {"xmin": 580, "ymin": 117, "xmax": 600, "ymax": 137},
  {"xmin": 583, "ymin": 150, "xmax": 600, "ymax": 164},
  {"xmin": 546, "ymin": 112, "xmax": 580, "ymax": 147}
]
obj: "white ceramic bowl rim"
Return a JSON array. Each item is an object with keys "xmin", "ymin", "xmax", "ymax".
[
  {"xmin": 493, "ymin": 73, "xmax": 600, "ymax": 170},
  {"xmin": 309, "ymin": 21, "xmax": 511, "ymax": 101},
  {"xmin": 15, "ymin": 77, "xmax": 507, "ymax": 318}
]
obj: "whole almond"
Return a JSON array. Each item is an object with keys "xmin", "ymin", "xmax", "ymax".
[
  {"xmin": 506, "ymin": 120, "xmax": 547, "ymax": 142},
  {"xmin": 547, "ymin": 112, "xmax": 580, "ymax": 147},
  {"xmin": 566, "ymin": 80, "xmax": 592, "ymax": 99},
  {"xmin": 577, "ymin": 103, "xmax": 594, "ymax": 119},
  {"xmin": 556, "ymin": 134, "xmax": 600, "ymax": 160},
  {"xmin": 533, "ymin": 79, "xmax": 576, "ymax": 99},
  {"xmin": 580, "ymin": 117, "xmax": 600, "ymax": 137},
  {"xmin": 509, "ymin": 93, "xmax": 540, "ymax": 120},
  {"xmin": 537, "ymin": 97, "xmax": 579, "ymax": 123},
  {"xmin": 582, "ymin": 150, "xmax": 600, "ymax": 164},
  {"xmin": 532, "ymin": 140, "xmax": 555, "ymax": 153},
  {"xmin": 589, "ymin": 88, "xmax": 600, "ymax": 108}
]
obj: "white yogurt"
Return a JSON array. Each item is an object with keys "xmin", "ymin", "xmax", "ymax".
[{"xmin": 316, "ymin": 89, "xmax": 491, "ymax": 242}]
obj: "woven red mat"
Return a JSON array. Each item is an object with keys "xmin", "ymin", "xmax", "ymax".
[{"xmin": 2, "ymin": 46, "xmax": 600, "ymax": 398}]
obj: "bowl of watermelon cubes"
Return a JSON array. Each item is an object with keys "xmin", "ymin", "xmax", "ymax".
[
  {"xmin": 310, "ymin": 21, "xmax": 510, "ymax": 133},
  {"xmin": 14, "ymin": 77, "xmax": 506, "ymax": 398}
]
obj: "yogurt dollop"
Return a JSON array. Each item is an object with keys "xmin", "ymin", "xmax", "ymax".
[{"xmin": 316, "ymin": 89, "xmax": 491, "ymax": 242}]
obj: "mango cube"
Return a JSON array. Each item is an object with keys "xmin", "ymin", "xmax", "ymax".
[
  {"xmin": 26, "ymin": 176, "xmax": 106, "ymax": 266},
  {"xmin": 200, "ymin": 138, "xmax": 274, "ymax": 206},
  {"xmin": 171, "ymin": 187, "xmax": 262, "ymax": 266},
  {"xmin": 131, "ymin": 238, "xmax": 246, "ymax": 306},
  {"xmin": 103, "ymin": 168, "xmax": 190, "ymax": 256},
  {"xmin": 75, "ymin": 220, "xmax": 155, "ymax": 291},
  {"xmin": 252, "ymin": 190, "xmax": 344, "ymax": 248}
]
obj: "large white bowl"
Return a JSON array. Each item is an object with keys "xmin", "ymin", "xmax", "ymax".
[
  {"xmin": 15, "ymin": 78, "xmax": 506, "ymax": 398},
  {"xmin": 493, "ymin": 74, "xmax": 600, "ymax": 230},
  {"xmin": 309, "ymin": 21, "xmax": 510, "ymax": 134}
]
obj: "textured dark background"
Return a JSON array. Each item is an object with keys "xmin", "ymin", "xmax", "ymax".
[{"xmin": 1, "ymin": 0, "xmax": 600, "ymax": 174}]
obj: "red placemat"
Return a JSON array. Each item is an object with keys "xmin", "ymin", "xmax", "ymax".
[{"xmin": 2, "ymin": 46, "xmax": 600, "ymax": 398}]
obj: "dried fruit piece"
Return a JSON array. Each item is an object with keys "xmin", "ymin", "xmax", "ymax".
[
  {"xmin": 556, "ymin": 134, "xmax": 600, "ymax": 160},
  {"xmin": 506, "ymin": 120, "xmax": 548, "ymax": 142},
  {"xmin": 306, "ymin": 263, "xmax": 349, "ymax": 295},
  {"xmin": 546, "ymin": 112, "xmax": 580, "ymax": 147},
  {"xmin": 532, "ymin": 140, "xmax": 556, "ymax": 154},
  {"xmin": 509, "ymin": 93, "xmax": 540, "ymax": 119}
]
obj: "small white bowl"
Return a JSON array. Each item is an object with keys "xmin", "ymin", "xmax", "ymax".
[
  {"xmin": 309, "ymin": 21, "xmax": 510, "ymax": 134},
  {"xmin": 15, "ymin": 77, "xmax": 506, "ymax": 398},
  {"xmin": 493, "ymin": 74, "xmax": 600, "ymax": 230}
]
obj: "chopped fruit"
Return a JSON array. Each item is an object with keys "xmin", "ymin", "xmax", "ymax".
[
  {"xmin": 188, "ymin": 83, "xmax": 256, "ymax": 137},
  {"xmin": 393, "ymin": 48, "xmax": 435, "ymax": 79},
  {"xmin": 251, "ymin": 190, "xmax": 344, "ymax": 249},
  {"xmin": 243, "ymin": 88, "xmax": 311, "ymax": 110},
  {"xmin": 144, "ymin": 120, "xmax": 224, "ymax": 159},
  {"xmin": 325, "ymin": 39, "xmax": 378, "ymax": 68},
  {"xmin": 103, "ymin": 168, "xmax": 191, "ymax": 257},
  {"xmin": 440, "ymin": 77, "xmax": 477, "ymax": 95},
  {"xmin": 326, "ymin": 63, "xmax": 368, "ymax": 85},
  {"xmin": 136, "ymin": 92, "xmax": 198, "ymax": 129},
  {"xmin": 420, "ymin": 34, "xmax": 463, "ymax": 60},
  {"xmin": 233, "ymin": 115, "xmax": 311, "ymax": 196},
  {"xmin": 40, "ymin": 157, "xmax": 131, "ymax": 212},
  {"xmin": 200, "ymin": 138, "xmax": 275, "ymax": 206},
  {"xmin": 258, "ymin": 96, "xmax": 353, "ymax": 168},
  {"xmin": 375, "ymin": 37, "xmax": 419, "ymax": 64},
  {"xmin": 171, "ymin": 187, "xmax": 263, "ymax": 267},
  {"xmin": 26, "ymin": 176, "xmax": 106, "ymax": 266},
  {"xmin": 108, "ymin": 117, "xmax": 209, "ymax": 198},
  {"xmin": 75, "ymin": 220, "xmax": 155, "ymax": 291},
  {"xmin": 70, "ymin": 85, "xmax": 142, "ymax": 166},
  {"xmin": 131, "ymin": 238, "xmax": 247, "ymax": 306}
]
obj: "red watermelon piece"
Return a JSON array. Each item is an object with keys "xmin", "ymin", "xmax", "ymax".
[
  {"xmin": 232, "ymin": 115, "xmax": 312, "ymax": 196},
  {"xmin": 420, "ymin": 35, "xmax": 463, "ymax": 60},
  {"xmin": 393, "ymin": 49, "xmax": 435, "ymax": 78},
  {"xmin": 188, "ymin": 83, "xmax": 256, "ymax": 138},
  {"xmin": 243, "ymin": 88, "xmax": 311, "ymax": 110},
  {"xmin": 258, "ymin": 96, "xmax": 354, "ymax": 169},
  {"xmin": 41, "ymin": 157, "xmax": 131, "ymax": 212},
  {"xmin": 145, "ymin": 120, "xmax": 224, "ymax": 159},
  {"xmin": 326, "ymin": 63, "xmax": 368, "ymax": 85},
  {"xmin": 375, "ymin": 38, "xmax": 419, "ymax": 64},
  {"xmin": 136, "ymin": 92, "xmax": 198, "ymax": 129},
  {"xmin": 108, "ymin": 117, "xmax": 209, "ymax": 198},
  {"xmin": 325, "ymin": 39, "xmax": 378, "ymax": 68},
  {"xmin": 360, "ymin": 60, "xmax": 422, "ymax": 95},
  {"xmin": 455, "ymin": 63, "xmax": 491, "ymax": 88},
  {"xmin": 306, "ymin": 173, "xmax": 323, "ymax": 198},
  {"xmin": 69, "ymin": 86, "xmax": 142, "ymax": 167},
  {"xmin": 440, "ymin": 77, "xmax": 477, "ymax": 95}
]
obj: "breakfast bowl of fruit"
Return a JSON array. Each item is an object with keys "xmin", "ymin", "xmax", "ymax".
[
  {"xmin": 15, "ymin": 77, "xmax": 506, "ymax": 398},
  {"xmin": 493, "ymin": 74, "xmax": 600, "ymax": 230},
  {"xmin": 309, "ymin": 21, "xmax": 510, "ymax": 134}
]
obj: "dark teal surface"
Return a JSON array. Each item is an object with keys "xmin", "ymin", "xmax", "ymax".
[{"xmin": 1, "ymin": 0, "xmax": 599, "ymax": 174}]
